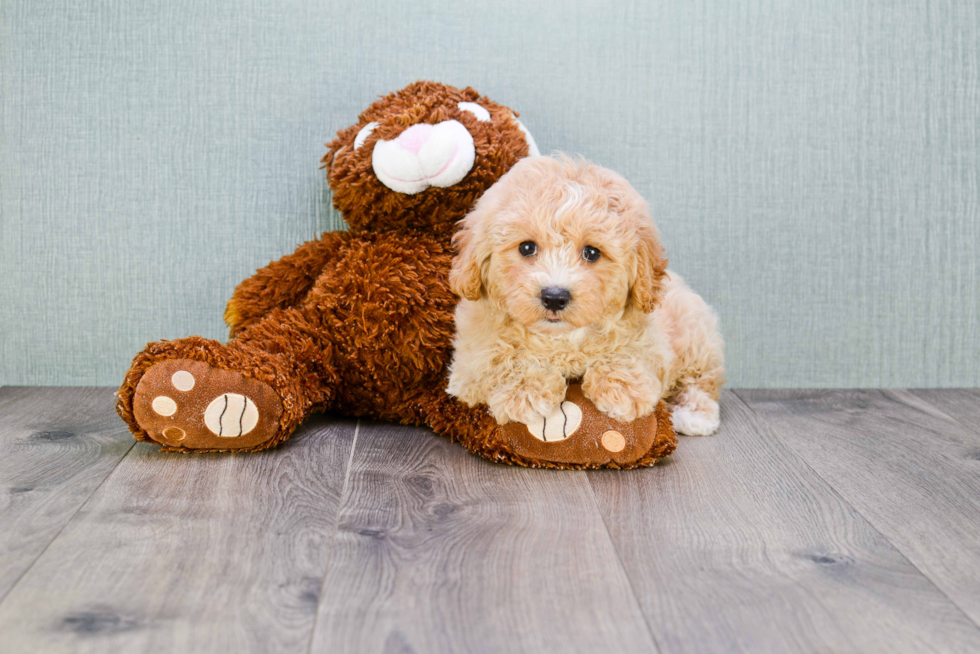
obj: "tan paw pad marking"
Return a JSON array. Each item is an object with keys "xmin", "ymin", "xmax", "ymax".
[
  {"xmin": 163, "ymin": 427, "xmax": 186, "ymax": 442},
  {"xmin": 526, "ymin": 401, "xmax": 583, "ymax": 442},
  {"xmin": 171, "ymin": 370, "xmax": 195, "ymax": 391},
  {"xmin": 204, "ymin": 393, "xmax": 259, "ymax": 437},
  {"xmin": 151, "ymin": 396, "xmax": 177, "ymax": 417},
  {"xmin": 601, "ymin": 430, "xmax": 626, "ymax": 453}
]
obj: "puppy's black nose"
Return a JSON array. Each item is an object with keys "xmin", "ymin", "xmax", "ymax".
[{"xmin": 540, "ymin": 286, "xmax": 571, "ymax": 312}]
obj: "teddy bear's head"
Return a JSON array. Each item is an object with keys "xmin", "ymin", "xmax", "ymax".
[{"xmin": 322, "ymin": 81, "xmax": 539, "ymax": 235}]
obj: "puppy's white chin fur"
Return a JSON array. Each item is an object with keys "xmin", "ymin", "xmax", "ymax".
[{"xmin": 529, "ymin": 318, "xmax": 579, "ymax": 336}]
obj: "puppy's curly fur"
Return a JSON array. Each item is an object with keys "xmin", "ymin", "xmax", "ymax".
[{"xmin": 448, "ymin": 155, "xmax": 725, "ymax": 436}]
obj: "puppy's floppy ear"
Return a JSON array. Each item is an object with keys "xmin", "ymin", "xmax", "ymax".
[
  {"xmin": 449, "ymin": 218, "xmax": 485, "ymax": 301},
  {"xmin": 593, "ymin": 164, "xmax": 669, "ymax": 314},
  {"xmin": 629, "ymin": 221, "xmax": 669, "ymax": 313},
  {"xmin": 450, "ymin": 158, "xmax": 536, "ymax": 300}
]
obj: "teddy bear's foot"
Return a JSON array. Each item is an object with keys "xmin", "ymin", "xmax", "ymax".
[
  {"xmin": 131, "ymin": 358, "xmax": 284, "ymax": 451},
  {"xmin": 498, "ymin": 385, "xmax": 676, "ymax": 468}
]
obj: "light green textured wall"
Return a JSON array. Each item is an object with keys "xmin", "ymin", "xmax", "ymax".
[{"xmin": 2, "ymin": 0, "xmax": 978, "ymax": 387}]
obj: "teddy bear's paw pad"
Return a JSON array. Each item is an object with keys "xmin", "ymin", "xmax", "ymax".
[
  {"xmin": 600, "ymin": 430, "xmax": 626, "ymax": 452},
  {"xmin": 203, "ymin": 394, "xmax": 260, "ymax": 437},
  {"xmin": 132, "ymin": 359, "xmax": 283, "ymax": 450},
  {"xmin": 525, "ymin": 401, "xmax": 583, "ymax": 442}
]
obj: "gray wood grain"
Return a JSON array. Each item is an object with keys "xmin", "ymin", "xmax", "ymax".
[
  {"xmin": 308, "ymin": 421, "xmax": 657, "ymax": 654},
  {"xmin": 0, "ymin": 410, "xmax": 357, "ymax": 654},
  {"xmin": 909, "ymin": 389, "xmax": 980, "ymax": 433},
  {"xmin": 738, "ymin": 388, "xmax": 980, "ymax": 631},
  {"xmin": 0, "ymin": 387, "xmax": 134, "ymax": 602},
  {"xmin": 589, "ymin": 390, "xmax": 980, "ymax": 654},
  {"xmin": 5, "ymin": 387, "xmax": 980, "ymax": 653}
]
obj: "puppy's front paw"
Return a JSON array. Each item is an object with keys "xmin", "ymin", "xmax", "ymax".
[
  {"xmin": 487, "ymin": 378, "xmax": 567, "ymax": 425},
  {"xmin": 583, "ymin": 370, "xmax": 659, "ymax": 423}
]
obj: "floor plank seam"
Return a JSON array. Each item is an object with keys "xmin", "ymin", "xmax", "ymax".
[
  {"xmin": 0, "ymin": 436, "xmax": 137, "ymax": 608},
  {"xmin": 731, "ymin": 389, "xmax": 980, "ymax": 635},
  {"xmin": 583, "ymin": 472, "xmax": 666, "ymax": 654},
  {"xmin": 305, "ymin": 418, "xmax": 360, "ymax": 654}
]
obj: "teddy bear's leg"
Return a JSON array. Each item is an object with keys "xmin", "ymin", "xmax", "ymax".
[
  {"xmin": 224, "ymin": 232, "xmax": 354, "ymax": 337},
  {"xmin": 407, "ymin": 380, "xmax": 515, "ymax": 462},
  {"xmin": 118, "ymin": 304, "xmax": 337, "ymax": 452}
]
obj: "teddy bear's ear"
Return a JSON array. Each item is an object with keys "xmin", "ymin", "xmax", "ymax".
[
  {"xmin": 629, "ymin": 221, "xmax": 669, "ymax": 313},
  {"xmin": 449, "ymin": 217, "xmax": 485, "ymax": 301}
]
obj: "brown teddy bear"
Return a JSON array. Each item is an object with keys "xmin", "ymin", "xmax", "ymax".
[{"xmin": 116, "ymin": 81, "xmax": 676, "ymax": 469}]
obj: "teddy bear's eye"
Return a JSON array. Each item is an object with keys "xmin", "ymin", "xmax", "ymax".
[
  {"xmin": 354, "ymin": 122, "xmax": 378, "ymax": 150},
  {"xmin": 519, "ymin": 241, "xmax": 537, "ymax": 257},
  {"xmin": 582, "ymin": 245, "xmax": 601, "ymax": 263},
  {"xmin": 458, "ymin": 102, "xmax": 491, "ymax": 122}
]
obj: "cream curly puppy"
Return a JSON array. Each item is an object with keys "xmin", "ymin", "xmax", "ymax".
[{"xmin": 447, "ymin": 155, "xmax": 725, "ymax": 436}]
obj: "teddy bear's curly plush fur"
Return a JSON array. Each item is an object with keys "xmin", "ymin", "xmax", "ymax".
[{"xmin": 115, "ymin": 81, "xmax": 677, "ymax": 469}]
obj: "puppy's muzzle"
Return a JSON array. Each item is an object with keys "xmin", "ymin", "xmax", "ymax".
[{"xmin": 540, "ymin": 286, "xmax": 571, "ymax": 312}]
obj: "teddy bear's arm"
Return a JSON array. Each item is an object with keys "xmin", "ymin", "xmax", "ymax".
[{"xmin": 224, "ymin": 231, "xmax": 354, "ymax": 336}]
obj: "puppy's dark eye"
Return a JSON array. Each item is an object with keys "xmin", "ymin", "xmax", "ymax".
[
  {"xmin": 519, "ymin": 241, "xmax": 537, "ymax": 257},
  {"xmin": 582, "ymin": 245, "xmax": 601, "ymax": 263}
]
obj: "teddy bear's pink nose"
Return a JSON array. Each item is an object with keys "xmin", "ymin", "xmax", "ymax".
[{"xmin": 394, "ymin": 123, "xmax": 434, "ymax": 155}]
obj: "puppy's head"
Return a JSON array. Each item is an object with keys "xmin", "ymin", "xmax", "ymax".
[{"xmin": 451, "ymin": 155, "xmax": 667, "ymax": 334}]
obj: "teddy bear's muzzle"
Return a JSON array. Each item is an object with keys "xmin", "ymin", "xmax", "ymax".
[{"xmin": 372, "ymin": 120, "xmax": 476, "ymax": 195}]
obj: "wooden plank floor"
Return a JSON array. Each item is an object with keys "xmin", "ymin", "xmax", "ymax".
[{"xmin": 1, "ymin": 387, "xmax": 978, "ymax": 653}]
